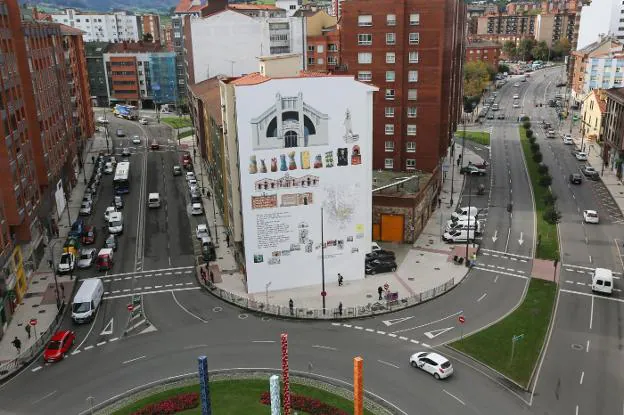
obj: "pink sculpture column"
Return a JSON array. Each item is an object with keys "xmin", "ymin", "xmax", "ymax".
[{"xmin": 281, "ymin": 333, "xmax": 291, "ymax": 415}]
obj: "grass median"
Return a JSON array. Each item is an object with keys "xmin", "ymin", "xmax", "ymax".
[
  {"xmin": 161, "ymin": 116, "xmax": 192, "ymax": 129},
  {"xmin": 455, "ymin": 130, "xmax": 491, "ymax": 146},
  {"xmin": 519, "ymin": 126, "xmax": 559, "ymax": 260},
  {"xmin": 449, "ymin": 278, "xmax": 557, "ymax": 387}
]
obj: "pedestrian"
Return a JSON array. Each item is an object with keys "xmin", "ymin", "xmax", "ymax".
[
  {"xmin": 338, "ymin": 273, "xmax": 343, "ymax": 286},
  {"xmin": 377, "ymin": 286, "xmax": 383, "ymax": 301},
  {"xmin": 48, "ymin": 259, "xmax": 53, "ymax": 270},
  {"xmin": 25, "ymin": 324, "xmax": 31, "ymax": 339},
  {"xmin": 338, "ymin": 301, "xmax": 343, "ymax": 316},
  {"xmin": 200, "ymin": 267, "xmax": 207, "ymax": 284},
  {"xmin": 289, "ymin": 298, "xmax": 294, "ymax": 315},
  {"xmin": 11, "ymin": 337, "xmax": 21, "ymax": 354},
  {"xmin": 91, "ymin": 155, "xmax": 95, "ymax": 164},
  {"xmin": 226, "ymin": 234, "xmax": 230, "ymax": 248},
  {"xmin": 60, "ymin": 283, "xmax": 65, "ymax": 299},
  {"xmin": 206, "ymin": 190, "xmax": 211, "ymax": 199},
  {"xmin": 438, "ymin": 198, "xmax": 442, "ymax": 208},
  {"xmin": 209, "ymin": 270, "xmax": 214, "ymax": 283}
]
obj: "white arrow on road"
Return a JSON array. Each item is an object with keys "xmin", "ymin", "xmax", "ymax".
[
  {"xmin": 382, "ymin": 316, "xmax": 414, "ymax": 327},
  {"xmin": 492, "ymin": 230, "xmax": 498, "ymax": 243},
  {"xmin": 424, "ymin": 327, "xmax": 454, "ymax": 339},
  {"xmin": 100, "ymin": 318, "xmax": 114, "ymax": 336},
  {"xmin": 518, "ymin": 232, "xmax": 524, "ymax": 246}
]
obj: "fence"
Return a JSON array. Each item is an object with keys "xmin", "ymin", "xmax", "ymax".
[{"xmin": 203, "ymin": 277, "xmax": 456, "ymax": 320}]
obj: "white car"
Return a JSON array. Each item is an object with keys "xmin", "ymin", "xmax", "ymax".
[
  {"xmin": 575, "ymin": 152, "xmax": 588, "ymax": 161},
  {"xmin": 122, "ymin": 148, "xmax": 131, "ymax": 157},
  {"xmin": 188, "ymin": 178, "xmax": 198, "ymax": 188},
  {"xmin": 512, "ymin": 94, "xmax": 519, "ymax": 99},
  {"xmin": 103, "ymin": 162, "xmax": 114, "ymax": 174},
  {"xmin": 139, "ymin": 118, "xmax": 148, "ymax": 125},
  {"xmin": 513, "ymin": 83, "xmax": 520, "ymax": 87},
  {"xmin": 58, "ymin": 252, "xmax": 76, "ymax": 274},
  {"xmin": 186, "ymin": 172, "xmax": 196, "ymax": 182},
  {"xmin": 513, "ymin": 101, "xmax": 520, "ymax": 108},
  {"xmin": 196, "ymin": 224, "xmax": 210, "ymax": 240},
  {"xmin": 104, "ymin": 206, "xmax": 117, "ymax": 222},
  {"xmin": 97, "ymin": 116, "xmax": 109, "ymax": 124},
  {"xmin": 132, "ymin": 136, "xmax": 141, "ymax": 145},
  {"xmin": 410, "ymin": 352, "xmax": 454, "ymax": 380},
  {"xmin": 563, "ymin": 136, "xmax": 574, "ymax": 145},
  {"xmin": 77, "ymin": 248, "xmax": 97, "ymax": 269},
  {"xmin": 191, "ymin": 203, "xmax": 203, "ymax": 215},
  {"xmin": 108, "ymin": 211, "xmax": 123, "ymax": 234},
  {"xmin": 79, "ymin": 201, "xmax": 92, "ymax": 216},
  {"xmin": 583, "ymin": 210, "xmax": 599, "ymax": 224}
]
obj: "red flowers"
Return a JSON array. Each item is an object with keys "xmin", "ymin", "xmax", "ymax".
[
  {"xmin": 260, "ymin": 391, "xmax": 349, "ymax": 415},
  {"xmin": 131, "ymin": 392, "xmax": 199, "ymax": 415}
]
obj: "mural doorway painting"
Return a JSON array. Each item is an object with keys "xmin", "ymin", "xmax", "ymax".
[{"xmin": 285, "ymin": 130, "xmax": 298, "ymax": 147}]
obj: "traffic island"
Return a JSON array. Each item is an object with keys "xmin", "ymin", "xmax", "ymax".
[{"xmin": 454, "ymin": 130, "xmax": 491, "ymax": 146}]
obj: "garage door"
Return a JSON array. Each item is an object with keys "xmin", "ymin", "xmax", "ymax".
[
  {"xmin": 372, "ymin": 224, "xmax": 380, "ymax": 240},
  {"xmin": 380, "ymin": 214, "xmax": 404, "ymax": 242}
]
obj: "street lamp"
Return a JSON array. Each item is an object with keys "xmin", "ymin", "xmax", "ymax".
[
  {"xmin": 45, "ymin": 236, "xmax": 62, "ymax": 311},
  {"xmin": 320, "ymin": 207, "xmax": 326, "ymax": 315}
]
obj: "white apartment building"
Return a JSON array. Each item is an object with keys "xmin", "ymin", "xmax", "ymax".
[
  {"xmin": 275, "ymin": 0, "xmax": 302, "ymax": 17},
  {"xmin": 187, "ymin": 8, "xmax": 306, "ymax": 84},
  {"xmin": 578, "ymin": 0, "xmax": 624, "ymax": 49},
  {"xmin": 50, "ymin": 9, "xmax": 141, "ymax": 43},
  {"xmin": 583, "ymin": 51, "xmax": 624, "ymax": 94}
]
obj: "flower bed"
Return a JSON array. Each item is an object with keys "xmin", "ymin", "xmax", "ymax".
[
  {"xmin": 260, "ymin": 391, "xmax": 349, "ymax": 415},
  {"xmin": 130, "ymin": 392, "xmax": 199, "ymax": 415}
]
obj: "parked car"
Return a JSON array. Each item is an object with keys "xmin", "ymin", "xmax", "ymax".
[
  {"xmin": 365, "ymin": 259, "xmax": 398, "ymax": 275},
  {"xmin": 132, "ymin": 135, "xmax": 141, "ymax": 145},
  {"xmin": 104, "ymin": 162, "xmax": 114, "ymax": 174},
  {"xmin": 546, "ymin": 130, "xmax": 556, "ymax": 138},
  {"xmin": 116, "ymin": 129, "xmax": 125, "ymax": 137},
  {"xmin": 151, "ymin": 141, "xmax": 160, "ymax": 150},
  {"xmin": 575, "ymin": 152, "xmax": 588, "ymax": 161},
  {"xmin": 81, "ymin": 225, "xmax": 97, "ymax": 245},
  {"xmin": 173, "ymin": 165, "xmax": 183, "ymax": 176},
  {"xmin": 43, "ymin": 330, "xmax": 75, "ymax": 363},
  {"xmin": 191, "ymin": 203, "xmax": 203, "ymax": 215},
  {"xmin": 96, "ymin": 117, "xmax": 109, "ymax": 124},
  {"xmin": 581, "ymin": 166, "xmax": 600, "ymax": 180},
  {"xmin": 563, "ymin": 136, "xmax": 574, "ymax": 145},
  {"xmin": 569, "ymin": 173, "xmax": 583, "ymax": 184},
  {"xmin": 139, "ymin": 118, "xmax": 148, "ymax": 125},
  {"xmin": 365, "ymin": 250, "xmax": 396, "ymax": 262},
  {"xmin": 114, "ymin": 195, "xmax": 124, "ymax": 210},
  {"xmin": 58, "ymin": 252, "xmax": 76, "ymax": 274},
  {"xmin": 513, "ymin": 101, "xmax": 520, "ymax": 108},
  {"xmin": 196, "ymin": 224, "xmax": 210, "ymax": 240},
  {"xmin": 583, "ymin": 209, "xmax": 599, "ymax": 224},
  {"xmin": 186, "ymin": 172, "xmax": 196, "ymax": 182},
  {"xmin": 121, "ymin": 148, "xmax": 131, "ymax": 157},
  {"xmin": 104, "ymin": 206, "xmax": 117, "ymax": 222},
  {"xmin": 460, "ymin": 164, "xmax": 486, "ymax": 176},
  {"xmin": 409, "ymin": 352, "xmax": 454, "ymax": 380},
  {"xmin": 497, "ymin": 113, "xmax": 505, "ymax": 120},
  {"xmin": 487, "ymin": 113, "xmax": 495, "ymax": 119},
  {"xmin": 104, "ymin": 234, "xmax": 118, "ymax": 251},
  {"xmin": 79, "ymin": 201, "xmax": 92, "ymax": 216},
  {"xmin": 512, "ymin": 94, "xmax": 519, "ymax": 99},
  {"xmin": 77, "ymin": 248, "xmax": 97, "ymax": 269}
]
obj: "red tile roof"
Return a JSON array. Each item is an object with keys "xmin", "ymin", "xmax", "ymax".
[
  {"xmin": 175, "ymin": 0, "xmax": 206, "ymax": 14},
  {"xmin": 228, "ymin": 3, "xmax": 281, "ymax": 10},
  {"xmin": 188, "ymin": 77, "xmax": 223, "ymax": 125},
  {"xmin": 230, "ymin": 72, "xmax": 270, "ymax": 86},
  {"xmin": 59, "ymin": 24, "xmax": 84, "ymax": 36},
  {"xmin": 593, "ymin": 89, "xmax": 607, "ymax": 113}
]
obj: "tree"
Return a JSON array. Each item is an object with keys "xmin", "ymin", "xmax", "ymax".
[
  {"xmin": 498, "ymin": 63, "xmax": 510, "ymax": 74},
  {"xmin": 517, "ymin": 38, "xmax": 537, "ymax": 61},
  {"xmin": 502, "ymin": 41, "xmax": 517, "ymax": 59},
  {"xmin": 532, "ymin": 41, "xmax": 550, "ymax": 61},
  {"xmin": 552, "ymin": 38, "xmax": 571, "ymax": 58},
  {"xmin": 463, "ymin": 61, "xmax": 491, "ymax": 97}
]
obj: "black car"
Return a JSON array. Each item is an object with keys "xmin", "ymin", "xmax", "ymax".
[
  {"xmin": 365, "ymin": 260, "xmax": 397, "ymax": 275},
  {"xmin": 116, "ymin": 128, "xmax": 125, "ymax": 137},
  {"xmin": 569, "ymin": 173, "xmax": 582, "ymax": 184},
  {"xmin": 460, "ymin": 164, "xmax": 487, "ymax": 176},
  {"xmin": 366, "ymin": 250, "xmax": 396, "ymax": 262},
  {"xmin": 556, "ymin": 82, "xmax": 567, "ymax": 87}
]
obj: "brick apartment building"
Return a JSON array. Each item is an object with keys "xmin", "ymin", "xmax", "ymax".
[
  {"xmin": 141, "ymin": 14, "xmax": 161, "ymax": 43},
  {"xmin": 339, "ymin": 0, "xmax": 465, "ymax": 173},
  {"xmin": 295, "ymin": 8, "xmax": 340, "ymax": 72},
  {"xmin": 465, "ymin": 40, "xmax": 502, "ymax": 68}
]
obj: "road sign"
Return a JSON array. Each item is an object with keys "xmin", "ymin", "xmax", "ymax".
[
  {"xmin": 127, "ymin": 304, "xmax": 134, "ymax": 312},
  {"xmin": 321, "ymin": 291, "xmax": 327, "ymax": 297},
  {"xmin": 458, "ymin": 315, "xmax": 465, "ymax": 324},
  {"xmin": 29, "ymin": 318, "xmax": 37, "ymax": 326}
]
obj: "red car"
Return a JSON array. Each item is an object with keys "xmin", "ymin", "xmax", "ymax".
[
  {"xmin": 182, "ymin": 153, "xmax": 192, "ymax": 163},
  {"xmin": 151, "ymin": 141, "xmax": 160, "ymax": 150},
  {"xmin": 82, "ymin": 225, "xmax": 96, "ymax": 245},
  {"xmin": 43, "ymin": 330, "xmax": 75, "ymax": 363}
]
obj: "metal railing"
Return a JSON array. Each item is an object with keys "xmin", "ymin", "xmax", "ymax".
[{"xmin": 202, "ymin": 277, "xmax": 456, "ymax": 320}]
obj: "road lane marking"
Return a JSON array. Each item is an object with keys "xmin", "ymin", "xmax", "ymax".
[
  {"xmin": 376, "ymin": 330, "xmax": 386, "ymax": 335},
  {"xmin": 109, "ymin": 337, "xmax": 119, "ymax": 342},
  {"xmin": 312, "ymin": 345, "xmax": 337, "ymax": 351},
  {"xmin": 252, "ymin": 340, "xmax": 276, "ymax": 343},
  {"xmin": 331, "ymin": 323, "xmax": 340, "ymax": 326},
  {"xmin": 480, "ymin": 248, "xmax": 531, "ymax": 260},
  {"xmin": 410, "ymin": 339, "xmax": 419, "ymax": 344},
  {"xmin": 579, "ymin": 371, "xmax": 584, "ymax": 385},
  {"xmin": 443, "ymin": 389, "xmax": 465, "ymax": 405},
  {"xmin": 171, "ymin": 291, "xmax": 208, "ymax": 323},
  {"xmin": 96, "ymin": 341, "xmax": 106, "ymax": 347},
  {"xmin": 399, "ymin": 336, "xmax": 408, "ymax": 341},
  {"xmin": 377, "ymin": 360, "xmax": 400, "ymax": 369},
  {"xmin": 473, "ymin": 266, "xmax": 528, "ymax": 280},
  {"xmin": 589, "ymin": 295, "xmax": 594, "ymax": 330},
  {"xmin": 122, "ymin": 355, "xmax": 146, "ymax": 365},
  {"xmin": 31, "ymin": 366, "xmax": 43, "ymax": 373},
  {"xmin": 392, "ymin": 310, "xmax": 463, "ymax": 334},
  {"xmin": 32, "ymin": 390, "xmax": 56, "ymax": 404},
  {"xmin": 365, "ymin": 328, "xmax": 374, "ymax": 332},
  {"xmin": 84, "ymin": 345, "xmax": 94, "ymax": 350},
  {"xmin": 477, "ymin": 293, "xmax": 487, "ymax": 302},
  {"xmin": 388, "ymin": 333, "xmax": 397, "ymax": 338},
  {"xmin": 354, "ymin": 326, "xmax": 363, "ymax": 330},
  {"xmin": 103, "ymin": 286, "xmax": 201, "ymax": 299},
  {"xmin": 586, "ymin": 340, "xmax": 590, "ymax": 353},
  {"xmin": 184, "ymin": 344, "xmax": 208, "ymax": 350},
  {"xmin": 422, "ymin": 343, "xmax": 431, "ymax": 348}
]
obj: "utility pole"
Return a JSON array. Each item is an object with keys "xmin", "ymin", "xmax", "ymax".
[{"xmin": 320, "ymin": 207, "xmax": 326, "ymax": 315}]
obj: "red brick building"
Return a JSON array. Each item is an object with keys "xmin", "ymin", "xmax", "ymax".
[
  {"xmin": 142, "ymin": 14, "xmax": 161, "ymax": 43},
  {"xmin": 295, "ymin": 9, "xmax": 341, "ymax": 73},
  {"xmin": 465, "ymin": 40, "xmax": 502, "ymax": 68},
  {"xmin": 338, "ymin": 0, "xmax": 465, "ymax": 173}
]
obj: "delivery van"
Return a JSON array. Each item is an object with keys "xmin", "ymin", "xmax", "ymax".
[
  {"xmin": 445, "ymin": 219, "xmax": 481, "ymax": 234},
  {"xmin": 591, "ymin": 268, "xmax": 613, "ymax": 295},
  {"xmin": 72, "ymin": 278, "xmax": 104, "ymax": 323},
  {"xmin": 148, "ymin": 192, "xmax": 161, "ymax": 208},
  {"xmin": 451, "ymin": 206, "xmax": 479, "ymax": 221}
]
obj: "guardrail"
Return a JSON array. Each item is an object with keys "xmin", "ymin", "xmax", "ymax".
[{"xmin": 202, "ymin": 277, "xmax": 456, "ymax": 320}]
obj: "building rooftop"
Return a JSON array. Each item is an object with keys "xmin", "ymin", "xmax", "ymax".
[
  {"xmin": 229, "ymin": 3, "xmax": 282, "ymax": 10},
  {"xmin": 576, "ymin": 36, "xmax": 622, "ymax": 55},
  {"xmin": 372, "ymin": 171, "xmax": 431, "ymax": 197},
  {"xmin": 228, "ymin": 70, "xmax": 354, "ymax": 86},
  {"xmin": 106, "ymin": 41, "xmax": 168, "ymax": 53},
  {"xmin": 292, "ymin": 8, "xmax": 319, "ymax": 17},
  {"xmin": 606, "ymin": 87, "xmax": 624, "ymax": 103},
  {"xmin": 466, "ymin": 40, "xmax": 501, "ymax": 49},
  {"xmin": 188, "ymin": 77, "xmax": 223, "ymax": 125},
  {"xmin": 592, "ymin": 89, "xmax": 607, "ymax": 113},
  {"xmin": 59, "ymin": 24, "xmax": 84, "ymax": 36},
  {"xmin": 175, "ymin": 0, "xmax": 207, "ymax": 14}
]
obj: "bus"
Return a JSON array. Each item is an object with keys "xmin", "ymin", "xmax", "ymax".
[
  {"xmin": 113, "ymin": 104, "xmax": 138, "ymax": 120},
  {"xmin": 113, "ymin": 162, "xmax": 130, "ymax": 194}
]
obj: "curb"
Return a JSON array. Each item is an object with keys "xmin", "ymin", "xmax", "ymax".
[{"xmin": 82, "ymin": 369, "xmax": 401, "ymax": 415}]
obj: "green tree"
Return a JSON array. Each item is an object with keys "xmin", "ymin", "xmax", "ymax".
[
  {"xmin": 517, "ymin": 38, "xmax": 537, "ymax": 61},
  {"xmin": 552, "ymin": 38, "xmax": 571, "ymax": 58},
  {"xmin": 498, "ymin": 63, "xmax": 510, "ymax": 74},
  {"xmin": 463, "ymin": 61, "xmax": 491, "ymax": 97},
  {"xmin": 502, "ymin": 41, "xmax": 517, "ymax": 59},
  {"xmin": 532, "ymin": 41, "xmax": 550, "ymax": 61}
]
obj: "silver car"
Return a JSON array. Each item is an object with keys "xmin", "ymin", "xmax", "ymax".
[
  {"xmin": 79, "ymin": 201, "xmax": 92, "ymax": 216},
  {"xmin": 77, "ymin": 248, "xmax": 97, "ymax": 269}
]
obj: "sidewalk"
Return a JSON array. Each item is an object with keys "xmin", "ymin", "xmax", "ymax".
[
  {"xmin": 0, "ymin": 128, "xmax": 109, "ymax": 377},
  {"xmin": 180, "ymin": 132, "xmax": 479, "ymax": 316}
]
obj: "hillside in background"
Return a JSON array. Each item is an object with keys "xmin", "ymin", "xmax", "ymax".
[{"xmin": 32, "ymin": 0, "xmax": 177, "ymax": 13}]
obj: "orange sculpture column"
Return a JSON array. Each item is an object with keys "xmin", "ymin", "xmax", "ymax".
[{"xmin": 354, "ymin": 356, "xmax": 363, "ymax": 415}]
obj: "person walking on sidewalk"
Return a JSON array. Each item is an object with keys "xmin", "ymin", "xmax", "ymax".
[
  {"xmin": 337, "ymin": 273, "xmax": 343, "ymax": 286},
  {"xmin": 377, "ymin": 286, "xmax": 383, "ymax": 301},
  {"xmin": 25, "ymin": 324, "xmax": 31, "ymax": 339},
  {"xmin": 289, "ymin": 298, "xmax": 294, "ymax": 315},
  {"xmin": 338, "ymin": 302, "xmax": 343, "ymax": 316},
  {"xmin": 11, "ymin": 337, "xmax": 21, "ymax": 355}
]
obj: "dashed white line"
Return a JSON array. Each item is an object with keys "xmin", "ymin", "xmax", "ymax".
[
  {"xmin": 477, "ymin": 293, "xmax": 488, "ymax": 302},
  {"xmin": 354, "ymin": 326, "xmax": 363, "ymax": 330},
  {"xmin": 109, "ymin": 337, "xmax": 119, "ymax": 342},
  {"xmin": 579, "ymin": 371, "xmax": 584, "ymax": 385},
  {"xmin": 410, "ymin": 339, "xmax": 419, "ymax": 344},
  {"xmin": 343, "ymin": 324, "xmax": 352, "ymax": 328},
  {"xmin": 31, "ymin": 366, "xmax": 43, "ymax": 372},
  {"xmin": 388, "ymin": 333, "xmax": 397, "ymax": 338},
  {"xmin": 399, "ymin": 336, "xmax": 408, "ymax": 341},
  {"xmin": 71, "ymin": 350, "xmax": 81, "ymax": 355},
  {"xmin": 154, "ymin": 285, "xmax": 162, "ymax": 289},
  {"xmin": 376, "ymin": 330, "xmax": 386, "ymax": 335},
  {"xmin": 312, "ymin": 345, "xmax": 337, "ymax": 351},
  {"xmin": 122, "ymin": 355, "xmax": 146, "ymax": 365},
  {"xmin": 365, "ymin": 328, "xmax": 374, "ymax": 332},
  {"xmin": 84, "ymin": 345, "xmax": 94, "ymax": 350},
  {"xmin": 586, "ymin": 340, "xmax": 590, "ymax": 353},
  {"xmin": 422, "ymin": 343, "xmax": 431, "ymax": 348},
  {"xmin": 144, "ymin": 286, "xmax": 152, "ymax": 290},
  {"xmin": 377, "ymin": 359, "xmax": 400, "ymax": 369},
  {"xmin": 96, "ymin": 341, "xmax": 106, "ymax": 347},
  {"xmin": 443, "ymin": 389, "xmax": 466, "ymax": 406},
  {"xmin": 252, "ymin": 340, "xmax": 276, "ymax": 343},
  {"xmin": 331, "ymin": 323, "xmax": 341, "ymax": 326}
]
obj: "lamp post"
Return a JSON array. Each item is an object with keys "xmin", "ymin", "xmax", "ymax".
[{"xmin": 320, "ymin": 207, "xmax": 326, "ymax": 315}]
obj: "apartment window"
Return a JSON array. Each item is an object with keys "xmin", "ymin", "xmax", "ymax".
[
  {"xmin": 406, "ymin": 159, "xmax": 416, "ymax": 170},
  {"xmin": 408, "ymin": 89, "xmax": 417, "ymax": 100},
  {"xmin": 317, "ymin": 45, "xmax": 324, "ymax": 53},
  {"xmin": 317, "ymin": 58, "xmax": 324, "ymax": 64},
  {"xmin": 358, "ymin": 52, "xmax": 372, "ymax": 64},
  {"xmin": 385, "ymin": 107, "xmax": 395, "ymax": 117},
  {"xmin": 387, "ymin": 14, "xmax": 396, "ymax": 26},
  {"xmin": 409, "ymin": 32, "xmax": 420, "ymax": 45},
  {"xmin": 328, "ymin": 56, "xmax": 337, "ymax": 65},
  {"xmin": 385, "ymin": 158, "xmax": 394, "ymax": 169},
  {"xmin": 406, "ymin": 142, "xmax": 416, "ymax": 152},
  {"xmin": 328, "ymin": 43, "xmax": 338, "ymax": 52},
  {"xmin": 386, "ymin": 33, "xmax": 396, "ymax": 45},
  {"xmin": 409, "ymin": 51, "xmax": 419, "ymax": 63},
  {"xmin": 408, "ymin": 70, "xmax": 419, "ymax": 82},
  {"xmin": 385, "ymin": 71, "xmax": 395, "ymax": 82},
  {"xmin": 407, "ymin": 107, "xmax": 417, "ymax": 118},
  {"xmin": 385, "ymin": 140, "xmax": 394, "ymax": 151},
  {"xmin": 385, "ymin": 124, "xmax": 395, "ymax": 135},
  {"xmin": 308, "ymin": 45, "xmax": 315, "ymax": 52},
  {"xmin": 410, "ymin": 13, "xmax": 420, "ymax": 25},
  {"xmin": 358, "ymin": 71, "xmax": 372, "ymax": 81},
  {"xmin": 307, "ymin": 57, "xmax": 315, "ymax": 65},
  {"xmin": 358, "ymin": 34, "xmax": 372, "ymax": 45},
  {"xmin": 407, "ymin": 125, "xmax": 417, "ymax": 135},
  {"xmin": 386, "ymin": 52, "xmax": 396, "ymax": 64},
  {"xmin": 358, "ymin": 15, "xmax": 373, "ymax": 26},
  {"xmin": 385, "ymin": 89, "xmax": 395, "ymax": 100}
]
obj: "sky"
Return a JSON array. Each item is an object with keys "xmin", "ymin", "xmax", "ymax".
[{"xmin": 577, "ymin": 0, "xmax": 612, "ymax": 50}]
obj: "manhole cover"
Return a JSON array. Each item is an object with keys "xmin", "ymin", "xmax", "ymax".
[{"xmin": 571, "ymin": 344, "xmax": 583, "ymax": 351}]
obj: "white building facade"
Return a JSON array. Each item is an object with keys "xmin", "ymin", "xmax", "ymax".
[
  {"xmin": 275, "ymin": 0, "xmax": 302, "ymax": 17},
  {"xmin": 189, "ymin": 9, "xmax": 306, "ymax": 84},
  {"xmin": 577, "ymin": 0, "xmax": 624, "ymax": 49},
  {"xmin": 50, "ymin": 9, "xmax": 141, "ymax": 43},
  {"xmin": 583, "ymin": 53, "xmax": 624, "ymax": 94}
]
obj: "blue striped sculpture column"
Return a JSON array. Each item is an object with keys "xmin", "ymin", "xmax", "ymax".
[
  {"xmin": 198, "ymin": 356, "xmax": 212, "ymax": 415},
  {"xmin": 270, "ymin": 374, "xmax": 281, "ymax": 415}
]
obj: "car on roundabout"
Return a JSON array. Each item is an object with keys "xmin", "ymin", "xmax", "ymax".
[
  {"xmin": 409, "ymin": 351, "xmax": 454, "ymax": 380},
  {"xmin": 43, "ymin": 330, "xmax": 76, "ymax": 363},
  {"xmin": 460, "ymin": 164, "xmax": 486, "ymax": 176},
  {"xmin": 583, "ymin": 209, "xmax": 599, "ymax": 224},
  {"xmin": 132, "ymin": 135, "xmax": 141, "ymax": 145}
]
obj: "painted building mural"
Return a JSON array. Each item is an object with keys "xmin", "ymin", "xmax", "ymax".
[{"xmin": 235, "ymin": 77, "xmax": 377, "ymax": 293}]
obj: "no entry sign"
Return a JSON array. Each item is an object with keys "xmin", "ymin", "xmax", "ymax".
[
  {"xmin": 29, "ymin": 319, "xmax": 37, "ymax": 326},
  {"xmin": 127, "ymin": 304, "xmax": 134, "ymax": 312},
  {"xmin": 458, "ymin": 315, "xmax": 465, "ymax": 324}
]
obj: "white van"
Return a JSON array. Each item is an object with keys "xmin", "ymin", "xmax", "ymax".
[
  {"xmin": 451, "ymin": 206, "xmax": 479, "ymax": 221},
  {"xmin": 108, "ymin": 211, "xmax": 123, "ymax": 234},
  {"xmin": 72, "ymin": 278, "xmax": 104, "ymax": 323},
  {"xmin": 443, "ymin": 229, "xmax": 476, "ymax": 243},
  {"xmin": 591, "ymin": 268, "xmax": 613, "ymax": 295},
  {"xmin": 148, "ymin": 192, "xmax": 161, "ymax": 208},
  {"xmin": 445, "ymin": 219, "xmax": 481, "ymax": 234}
]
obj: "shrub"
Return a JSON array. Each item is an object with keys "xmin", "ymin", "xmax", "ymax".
[
  {"xmin": 537, "ymin": 163, "xmax": 549, "ymax": 175},
  {"xmin": 131, "ymin": 393, "xmax": 199, "ymax": 415},
  {"xmin": 530, "ymin": 142, "xmax": 540, "ymax": 153},
  {"xmin": 526, "ymin": 129, "xmax": 534, "ymax": 139},
  {"xmin": 543, "ymin": 206, "xmax": 562, "ymax": 224},
  {"xmin": 523, "ymin": 121, "xmax": 531, "ymax": 129},
  {"xmin": 539, "ymin": 174, "xmax": 552, "ymax": 187},
  {"xmin": 520, "ymin": 115, "xmax": 530, "ymax": 122},
  {"xmin": 528, "ymin": 135, "xmax": 536, "ymax": 144},
  {"xmin": 543, "ymin": 191, "xmax": 557, "ymax": 206},
  {"xmin": 260, "ymin": 392, "xmax": 348, "ymax": 415},
  {"xmin": 533, "ymin": 151, "xmax": 543, "ymax": 163}
]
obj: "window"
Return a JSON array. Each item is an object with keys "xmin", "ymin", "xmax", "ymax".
[
  {"xmin": 358, "ymin": 52, "xmax": 372, "ymax": 64},
  {"xmin": 406, "ymin": 142, "xmax": 416, "ymax": 152},
  {"xmin": 328, "ymin": 43, "xmax": 338, "ymax": 52},
  {"xmin": 408, "ymin": 89, "xmax": 417, "ymax": 100},
  {"xmin": 407, "ymin": 125, "xmax": 417, "ymax": 135},
  {"xmin": 407, "ymin": 107, "xmax": 417, "ymax": 118},
  {"xmin": 358, "ymin": 15, "xmax": 373, "ymax": 26},
  {"xmin": 308, "ymin": 45, "xmax": 315, "ymax": 52},
  {"xmin": 386, "ymin": 52, "xmax": 396, "ymax": 63},
  {"xmin": 290, "ymin": 4, "xmax": 296, "ymax": 9},
  {"xmin": 409, "ymin": 32, "xmax": 420, "ymax": 45},
  {"xmin": 358, "ymin": 34, "xmax": 372, "ymax": 45},
  {"xmin": 386, "ymin": 33, "xmax": 396, "ymax": 45},
  {"xmin": 409, "ymin": 51, "xmax": 419, "ymax": 63},
  {"xmin": 385, "ymin": 89, "xmax": 395, "ymax": 100},
  {"xmin": 307, "ymin": 57, "xmax": 315, "ymax": 65},
  {"xmin": 406, "ymin": 159, "xmax": 416, "ymax": 169},
  {"xmin": 387, "ymin": 14, "xmax": 396, "ymax": 26},
  {"xmin": 385, "ymin": 141, "xmax": 394, "ymax": 151},
  {"xmin": 385, "ymin": 124, "xmax": 394, "ymax": 135},
  {"xmin": 385, "ymin": 71, "xmax": 395, "ymax": 82},
  {"xmin": 385, "ymin": 107, "xmax": 395, "ymax": 117},
  {"xmin": 384, "ymin": 158, "xmax": 394, "ymax": 169},
  {"xmin": 410, "ymin": 13, "xmax": 420, "ymax": 25},
  {"xmin": 317, "ymin": 58, "xmax": 324, "ymax": 64},
  {"xmin": 358, "ymin": 71, "xmax": 372, "ymax": 81},
  {"xmin": 328, "ymin": 56, "xmax": 337, "ymax": 65},
  {"xmin": 408, "ymin": 70, "xmax": 419, "ymax": 82},
  {"xmin": 317, "ymin": 45, "xmax": 324, "ymax": 53}
]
